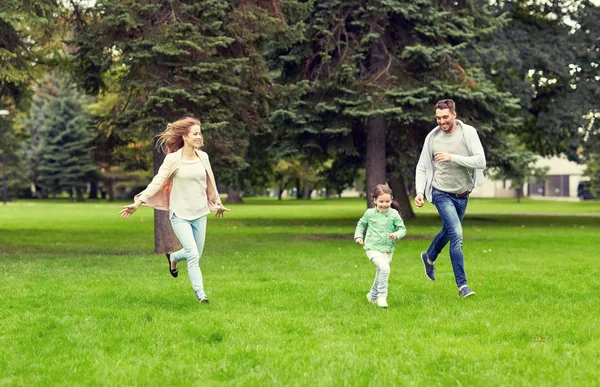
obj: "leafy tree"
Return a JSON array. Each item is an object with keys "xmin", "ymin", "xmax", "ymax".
[
  {"xmin": 482, "ymin": 0, "xmax": 600, "ymax": 159},
  {"xmin": 490, "ymin": 136, "xmax": 549, "ymax": 202},
  {"xmin": 582, "ymin": 112, "xmax": 600, "ymax": 198},
  {"xmin": 70, "ymin": 0, "xmax": 278, "ymax": 252},
  {"xmin": 269, "ymin": 0, "xmax": 521, "ymax": 217},
  {"xmin": 0, "ymin": 0, "xmax": 63, "ymax": 200},
  {"xmin": 37, "ymin": 75, "xmax": 96, "ymax": 201}
]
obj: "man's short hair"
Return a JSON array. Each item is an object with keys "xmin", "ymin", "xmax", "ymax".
[{"xmin": 435, "ymin": 99, "xmax": 455, "ymax": 113}]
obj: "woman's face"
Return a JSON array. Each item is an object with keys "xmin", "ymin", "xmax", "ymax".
[{"xmin": 183, "ymin": 124, "xmax": 203, "ymax": 149}]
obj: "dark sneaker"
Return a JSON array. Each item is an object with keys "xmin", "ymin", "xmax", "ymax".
[
  {"xmin": 458, "ymin": 285, "xmax": 475, "ymax": 298},
  {"xmin": 421, "ymin": 252, "xmax": 435, "ymax": 281}
]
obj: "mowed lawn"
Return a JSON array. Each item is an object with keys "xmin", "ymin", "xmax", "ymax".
[{"xmin": 1, "ymin": 198, "xmax": 599, "ymax": 386}]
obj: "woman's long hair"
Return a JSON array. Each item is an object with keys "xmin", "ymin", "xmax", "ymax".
[
  {"xmin": 371, "ymin": 184, "xmax": 403, "ymax": 218},
  {"xmin": 156, "ymin": 117, "xmax": 201, "ymax": 154}
]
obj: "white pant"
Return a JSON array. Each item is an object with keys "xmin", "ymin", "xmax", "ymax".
[{"xmin": 366, "ymin": 250, "xmax": 393, "ymax": 298}]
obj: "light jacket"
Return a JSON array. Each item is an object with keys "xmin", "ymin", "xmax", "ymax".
[
  {"xmin": 135, "ymin": 148, "xmax": 223, "ymax": 212},
  {"xmin": 354, "ymin": 208, "xmax": 407, "ymax": 253},
  {"xmin": 415, "ymin": 119, "xmax": 486, "ymax": 203}
]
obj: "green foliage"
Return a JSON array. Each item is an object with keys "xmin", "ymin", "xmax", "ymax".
[
  {"xmin": 490, "ymin": 136, "xmax": 549, "ymax": 201},
  {"xmin": 269, "ymin": 0, "xmax": 522, "ymax": 202},
  {"xmin": 584, "ymin": 155, "xmax": 600, "ymax": 198},
  {"xmin": 481, "ymin": 0, "xmax": 600, "ymax": 159},
  {"xmin": 0, "ymin": 0, "xmax": 62, "ymax": 106},
  {"xmin": 0, "ymin": 116, "xmax": 29, "ymax": 199},
  {"xmin": 70, "ymin": 0, "xmax": 278, "ymax": 189},
  {"xmin": 0, "ymin": 1, "xmax": 64, "ymax": 200},
  {"xmin": 37, "ymin": 75, "xmax": 96, "ymax": 200}
]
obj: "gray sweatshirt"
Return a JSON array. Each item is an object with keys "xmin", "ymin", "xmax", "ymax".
[{"xmin": 415, "ymin": 120, "xmax": 486, "ymax": 203}]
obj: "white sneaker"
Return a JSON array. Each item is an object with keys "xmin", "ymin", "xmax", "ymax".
[
  {"xmin": 376, "ymin": 295, "xmax": 388, "ymax": 308},
  {"xmin": 366, "ymin": 293, "xmax": 376, "ymax": 304}
]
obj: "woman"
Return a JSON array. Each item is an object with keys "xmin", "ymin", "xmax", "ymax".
[{"xmin": 119, "ymin": 117, "xmax": 230, "ymax": 303}]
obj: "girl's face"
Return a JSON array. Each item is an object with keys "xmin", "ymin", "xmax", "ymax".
[
  {"xmin": 373, "ymin": 193, "xmax": 392, "ymax": 212},
  {"xmin": 183, "ymin": 125, "xmax": 203, "ymax": 149}
]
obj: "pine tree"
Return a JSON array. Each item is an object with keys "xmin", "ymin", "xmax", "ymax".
[
  {"xmin": 0, "ymin": 1, "xmax": 63, "ymax": 201},
  {"xmin": 269, "ymin": 0, "xmax": 520, "ymax": 216},
  {"xmin": 37, "ymin": 76, "xmax": 96, "ymax": 201},
  {"xmin": 21, "ymin": 75, "xmax": 61, "ymax": 197},
  {"xmin": 70, "ymin": 0, "xmax": 278, "ymax": 251}
]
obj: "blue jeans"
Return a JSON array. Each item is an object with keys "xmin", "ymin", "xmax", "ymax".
[
  {"xmin": 170, "ymin": 213, "xmax": 207, "ymax": 299},
  {"xmin": 426, "ymin": 188, "xmax": 469, "ymax": 287}
]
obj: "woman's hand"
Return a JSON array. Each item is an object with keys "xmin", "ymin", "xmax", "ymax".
[
  {"xmin": 119, "ymin": 201, "xmax": 142, "ymax": 219},
  {"xmin": 389, "ymin": 234, "xmax": 397, "ymax": 240},
  {"xmin": 355, "ymin": 237, "xmax": 364, "ymax": 246},
  {"xmin": 213, "ymin": 206, "xmax": 231, "ymax": 219}
]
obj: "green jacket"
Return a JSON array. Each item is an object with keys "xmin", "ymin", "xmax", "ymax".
[{"xmin": 354, "ymin": 208, "xmax": 407, "ymax": 252}]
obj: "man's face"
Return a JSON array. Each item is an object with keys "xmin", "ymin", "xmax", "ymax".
[{"xmin": 435, "ymin": 108, "xmax": 456, "ymax": 133}]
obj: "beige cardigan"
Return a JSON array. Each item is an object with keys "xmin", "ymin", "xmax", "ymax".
[{"xmin": 135, "ymin": 148, "xmax": 223, "ymax": 212}]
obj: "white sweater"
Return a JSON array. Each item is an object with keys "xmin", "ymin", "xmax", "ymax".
[{"xmin": 170, "ymin": 158, "xmax": 210, "ymax": 220}]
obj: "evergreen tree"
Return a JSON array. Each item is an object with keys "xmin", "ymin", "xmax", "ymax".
[
  {"xmin": 21, "ymin": 75, "xmax": 61, "ymax": 197},
  {"xmin": 0, "ymin": 1, "xmax": 63, "ymax": 200},
  {"xmin": 37, "ymin": 75, "xmax": 96, "ymax": 201},
  {"xmin": 70, "ymin": 0, "xmax": 278, "ymax": 251},
  {"xmin": 269, "ymin": 0, "xmax": 520, "ymax": 216}
]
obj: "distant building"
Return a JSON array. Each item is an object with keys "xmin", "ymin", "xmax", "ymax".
[{"xmin": 470, "ymin": 156, "xmax": 586, "ymax": 200}]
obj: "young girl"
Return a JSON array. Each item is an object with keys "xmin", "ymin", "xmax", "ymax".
[
  {"xmin": 354, "ymin": 184, "xmax": 407, "ymax": 308},
  {"xmin": 119, "ymin": 117, "xmax": 230, "ymax": 303}
]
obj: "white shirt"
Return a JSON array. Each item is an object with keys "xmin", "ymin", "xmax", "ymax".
[{"xmin": 169, "ymin": 157, "xmax": 209, "ymax": 220}]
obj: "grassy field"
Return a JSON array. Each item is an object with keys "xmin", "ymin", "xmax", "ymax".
[{"xmin": 1, "ymin": 198, "xmax": 599, "ymax": 386}]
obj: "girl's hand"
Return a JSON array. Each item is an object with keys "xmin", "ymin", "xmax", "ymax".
[
  {"xmin": 119, "ymin": 201, "xmax": 141, "ymax": 219},
  {"xmin": 389, "ymin": 234, "xmax": 397, "ymax": 240},
  {"xmin": 355, "ymin": 238, "xmax": 364, "ymax": 246},
  {"xmin": 213, "ymin": 206, "xmax": 231, "ymax": 219}
]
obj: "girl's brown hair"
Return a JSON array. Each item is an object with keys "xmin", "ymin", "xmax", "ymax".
[
  {"xmin": 371, "ymin": 184, "xmax": 402, "ymax": 217},
  {"xmin": 156, "ymin": 117, "xmax": 202, "ymax": 154}
]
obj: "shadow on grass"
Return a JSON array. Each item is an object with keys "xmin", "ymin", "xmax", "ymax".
[{"xmin": 1, "ymin": 214, "xmax": 597, "ymax": 255}]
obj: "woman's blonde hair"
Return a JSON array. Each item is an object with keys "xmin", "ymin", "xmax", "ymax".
[{"xmin": 156, "ymin": 117, "xmax": 202, "ymax": 154}]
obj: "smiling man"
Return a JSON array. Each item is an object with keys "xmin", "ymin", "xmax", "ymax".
[{"xmin": 413, "ymin": 99, "xmax": 486, "ymax": 298}]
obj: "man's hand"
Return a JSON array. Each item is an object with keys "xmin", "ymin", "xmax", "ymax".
[
  {"xmin": 434, "ymin": 152, "xmax": 452, "ymax": 163},
  {"xmin": 414, "ymin": 193, "xmax": 424, "ymax": 208},
  {"xmin": 389, "ymin": 234, "xmax": 397, "ymax": 240},
  {"xmin": 355, "ymin": 238, "xmax": 364, "ymax": 246}
]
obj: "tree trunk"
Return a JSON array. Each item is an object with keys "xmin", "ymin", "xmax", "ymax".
[
  {"xmin": 106, "ymin": 178, "xmax": 115, "ymax": 202},
  {"xmin": 76, "ymin": 188, "xmax": 84, "ymax": 202},
  {"xmin": 388, "ymin": 175, "xmax": 415, "ymax": 219},
  {"xmin": 89, "ymin": 180, "xmax": 98, "ymax": 199},
  {"xmin": 365, "ymin": 116, "xmax": 387, "ymax": 208},
  {"xmin": 302, "ymin": 186, "xmax": 312, "ymax": 200},
  {"xmin": 226, "ymin": 188, "xmax": 244, "ymax": 203},
  {"xmin": 153, "ymin": 125, "xmax": 180, "ymax": 254},
  {"xmin": 516, "ymin": 187, "xmax": 522, "ymax": 203},
  {"xmin": 295, "ymin": 178, "xmax": 300, "ymax": 199}
]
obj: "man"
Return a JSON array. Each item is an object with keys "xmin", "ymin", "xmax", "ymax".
[{"xmin": 414, "ymin": 99, "xmax": 486, "ymax": 298}]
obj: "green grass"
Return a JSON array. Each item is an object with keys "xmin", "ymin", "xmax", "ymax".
[{"xmin": 1, "ymin": 198, "xmax": 599, "ymax": 386}]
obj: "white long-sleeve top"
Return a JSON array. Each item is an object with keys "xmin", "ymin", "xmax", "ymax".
[
  {"xmin": 169, "ymin": 158, "xmax": 210, "ymax": 220},
  {"xmin": 135, "ymin": 148, "xmax": 223, "ymax": 213}
]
